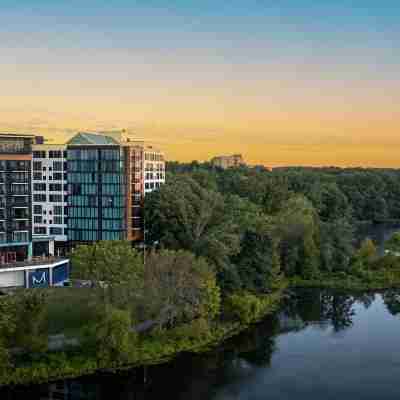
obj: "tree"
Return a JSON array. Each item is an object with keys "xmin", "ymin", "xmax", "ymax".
[
  {"xmin": 0, "ymin": 296, "xmax": 17, "ymax": 372},
  {"xmin": 385, "ymin": 232, "xmax": 400, "ymax": 254},
  {"xmin": 83, "ymin": 306, "xmax": 134, "ymax": 364},
  {"xmin": 144, "ymin": 175, "xmax": 241, "ymax": 270},
  {"xmin": 320, "ymin": 219, "xmax": 354, "ymax": 273},
  {"xmin": 71, "ymin": 241, "xmax": 144, "ymax": 287},
  {"xmin": 143, "ymin": 250, "xmax": 221, "ymax": 328},
  {"xmin": 273, "ymin": 195, "xmax": 321, "ymax": 278},
  {"xmin": 353, "ymin": 238, "xmax": 377, "ymax": 269},
  {"xmin": 14, "ymin": 290, "xmax": 48, "ymax": 354}
]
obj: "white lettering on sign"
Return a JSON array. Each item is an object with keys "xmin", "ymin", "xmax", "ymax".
[{"xmin": 32, "ymin": 272, "xmax": 47, "ymax": 285}]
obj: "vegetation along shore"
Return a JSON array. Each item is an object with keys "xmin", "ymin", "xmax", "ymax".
[{"xmin": 2, "ymin": 163, "xmax": 400, "ymax": 386}]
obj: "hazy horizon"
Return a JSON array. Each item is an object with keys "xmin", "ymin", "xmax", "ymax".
[{"xmin": 1, "ymin": 1, "xmax": 399, "ymax": 167}]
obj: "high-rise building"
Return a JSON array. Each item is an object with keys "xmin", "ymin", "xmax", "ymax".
[
  {"xmin": 0, "ymin": 133, "xmax": 35, "ymax": 260},
  {"xmin": 0, "ymin": 133, "xmax": 69, "ymax": 289},
  {"xmin": 66, "ymin": 131, "xmax": 165, "ymax": 244},
  {"xmin": 32, "ymin": 144, "xmax": 68, "ymax": 255}
]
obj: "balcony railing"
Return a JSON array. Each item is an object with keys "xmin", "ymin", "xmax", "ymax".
[
  {"xmin": 0, "ymin": 256, "xmax": 67, "ymax": 270},
  {"xmin": 12, "ymin": 231, "xmax": 29, "ymax": 243},
  {"xmin": 12, "ymin": 210, "xmax": 29, "ymax": 219},
  {"xmin": 11, "ymin": 185, "xmax": 29, "ymax": 195},
  {"xmin": 11, "ymin": 198, "xmax": 29, "ymax": 207},
  {"xmin": 12, "ymin": 222, "xmax": 29, "ymax": 231}
]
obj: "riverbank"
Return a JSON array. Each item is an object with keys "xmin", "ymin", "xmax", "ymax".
[
  {"xmin": 0, "ymin": 291, "xmax": 282, "ymax": 387},
  {"xmin": 289, "ymin": 271, "xmax": 400, "ymax": 291}
]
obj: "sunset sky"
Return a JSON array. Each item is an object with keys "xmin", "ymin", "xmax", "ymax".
[{"xmin": 1, "ymin": 1, "xmax": 399, "ymax": 167}]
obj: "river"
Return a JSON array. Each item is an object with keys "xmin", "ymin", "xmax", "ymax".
[{"xmin": 4, "ymin": 288, "xmax": 400, "ymax": 400}]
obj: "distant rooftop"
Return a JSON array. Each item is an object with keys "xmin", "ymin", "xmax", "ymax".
[
  {"xmin": 0, "ymin": 132, "xmax": 36, "ymax": 139},
  {"xmin": 67, "ymin": 132, "xmax": 119, "ymax": 146}
]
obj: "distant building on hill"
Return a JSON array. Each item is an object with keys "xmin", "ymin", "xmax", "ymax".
[{"xmin": 210, "ymin": 154, "xmax": 245, "ymax": 169}]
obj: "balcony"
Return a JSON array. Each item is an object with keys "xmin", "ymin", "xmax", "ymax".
[
  {"xmin": 11, "ymin": 173, "xmax": 29, "ymax": 183},
  {"xmin": 11, "ymin": 197, "xmax": 29, "ymax": 207},
  {"xmin": 12, "ymin": 221, "xmax": 29, "ymax": 231},
  {"xmin": 11, "ymin": 184, "xmax": 29, "ymax": 195},
  {"xmin": 12, "ymin": 209, "xmax": 29, "ymax": 219},
  {"xmin": 12, "ymin": 231, "xmax": 29, "ymax": 243}
]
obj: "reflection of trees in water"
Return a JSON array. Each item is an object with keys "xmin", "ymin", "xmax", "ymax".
[
  {"xmin": 382, "ymin": 290, "xmax": 400, "ymax": 316},
  {"xmin": 13, "ymin": 290, "xmax": 385, "ymax": 400},
  {"xmin": 282, "ymin": 289, "xmax": 377, "ymax": 333}
]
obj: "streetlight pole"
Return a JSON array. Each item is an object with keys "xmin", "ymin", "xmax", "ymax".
[{"xmin": 143, "ymin": 216, "xmax": 146, "ymax": 266}]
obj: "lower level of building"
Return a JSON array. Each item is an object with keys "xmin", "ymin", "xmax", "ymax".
[{"xmin": 0, "ymin": 258, "xmax": 70, "ymax": 289}]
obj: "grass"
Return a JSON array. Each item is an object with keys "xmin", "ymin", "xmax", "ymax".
[{"xmin": 45, "ymin": 288, "xmax": 98, "ymax": 336}]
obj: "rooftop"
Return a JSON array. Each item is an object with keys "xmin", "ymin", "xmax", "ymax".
[
  {"xmin": 67, "ymin": 132, "xmax": 119, "ymax": 146},
  {"xmin": 0, "ymin": 133, "xmax": 36, "ymax": 139}
]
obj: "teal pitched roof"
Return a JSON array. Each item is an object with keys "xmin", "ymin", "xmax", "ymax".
[{"xmin": 67, "ymin": 132, "xmax": 119, "ymax": 145}]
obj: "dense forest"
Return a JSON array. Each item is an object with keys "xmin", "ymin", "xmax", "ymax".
[
  {"xmin": 3, "ymin": 163, "xmax": 400, "ymax": 385},
  {"xmin": 145, "ymin": 162, "xmax": 400, "ymax": 292}
]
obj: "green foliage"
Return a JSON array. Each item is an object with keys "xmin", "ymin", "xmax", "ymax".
[
  {"xmin": 143, "ymin": 249, "xmax": 220, "ymax": 328},
  {"xmin": 0, "ymin": 295, "xmax": 17, "ymax": 343},
  {"xmin": 144, "ymin": 175, "xmax": 240, "ymax": 270},
  {"xmin": 71, "ymin": 241, "xmax": 144, "ymax": 287},
  {"xmin": 14, "ymin": 290, "xmax": 49, "ymax": 354},
  {"xmin": 273, "ymin": 195, "xmax": 321, "ymax": 278},
  {"xmin": 225, "ymin": 292, "xmax": 265, "ymax": 324},
  {"xmin": 83, "ymin": 306, "xmax": 135, "ymax": 364},
  {"xmin": 352, "ymin": 238, "xmax": 378, "ymax": 269},
  {"xmin": 385, "ymin": 232, "xmax": 400, "ymax": 254}
]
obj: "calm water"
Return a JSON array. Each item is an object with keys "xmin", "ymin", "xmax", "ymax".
[{"xmin": 4, "ymin": 289, "xmax": 400, "ymax": 400}]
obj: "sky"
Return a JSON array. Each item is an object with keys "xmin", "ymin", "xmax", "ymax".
[{"xmin": 1, "ymin": 0, "xmax": 399, "ymax": 167}]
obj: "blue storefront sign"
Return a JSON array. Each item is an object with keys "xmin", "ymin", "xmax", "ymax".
[
  {"xmin": 53, "ymin": 262, "xmax": 70, "ymax": 284},
  {"xmin": 29, "ymin": 268, "xmax": 50, "ymax": 288}
]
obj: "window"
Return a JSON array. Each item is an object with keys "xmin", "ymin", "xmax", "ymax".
[
  {"xmin": 50, "ymin": 227, "xmax": 63, "ymax": 235},
  {"xmin": 33, "ymin": 161, "xmax": 42, "ymax": 170},
  {"xmin": 53, "ymin": 161, "xmax": 63, "ymax": 171},
  {"xmin": 33, "ymin": 172, "xmax": 42, "ymax": 180},
  {"xmin": 13, "ymin": 231, "xmax": 29, "ymax": 242},
  {"xmin": 33, "ymin": 205, "xmax": 42, "ymax": 214},
  {"xmin": 11, "ymin": 184, "xmax": 29, "ymax": 195},
  {"xmin": 53, "ymin": 216, "xmax": 63, "ymax": 225},
  {"xmin": 33, "ymin": 151, "xmax": 46, "ymax": 159},
  {"xmin": 49, "ymin": 150, "xmax": 62, "ymax": 158},
  {"xmin": 49, "ymin": 194, "xmax": 63, "ymax": 202},
  {"xmin": 34, "ymin": 227, "xmax": 46, "ymax": 235},
  {"xmin": 34, "ymin": 194, "xmax": 46, "ymax": 202},
  {"xmin": 88, "ymin": 195, "xmax": 97, "ymax": 207},
  {"xmin": 70, "ymin": 183, "xmax": 81, "ymax": 195},
  {"xmin": 49, "ymin": 183, "xmax": 62, "ymax": 191},
  {"xmin": 54, "ymin": 206, "xmax": 63, "ymax": 215},
  {"xmin": 53, "ymin": 172, "xmax": 63, "ymax": 180},
  {"xmin": 33, "ymin": 183, "xmax": 46, "ymax": 191},
  {"xmin": 34, "ymin": 216, "xmax": 42, "ymax": 223}
]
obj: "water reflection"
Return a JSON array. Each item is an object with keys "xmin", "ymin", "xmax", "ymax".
[{"xmin": 4, "ymin": 289, "xmax": 400, "ymax": 400}]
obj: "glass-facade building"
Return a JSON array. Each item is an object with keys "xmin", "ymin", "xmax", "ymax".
[{"xmin": 67, "ymin": 146, "xmax": 126, "ymax": 242}]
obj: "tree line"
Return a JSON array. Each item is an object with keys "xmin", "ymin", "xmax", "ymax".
[{"xmin": 145, "ymin": 162, "xmax": 400, "ymax": 291}]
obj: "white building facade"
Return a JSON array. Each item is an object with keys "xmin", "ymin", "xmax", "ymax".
[
  {"xmin": 32, "ymin": 144, "xmax": 68, "ymax": 255},
  {"xmin": 144, "ymin": 146, "xmax": 166, "ymax": 195}
]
